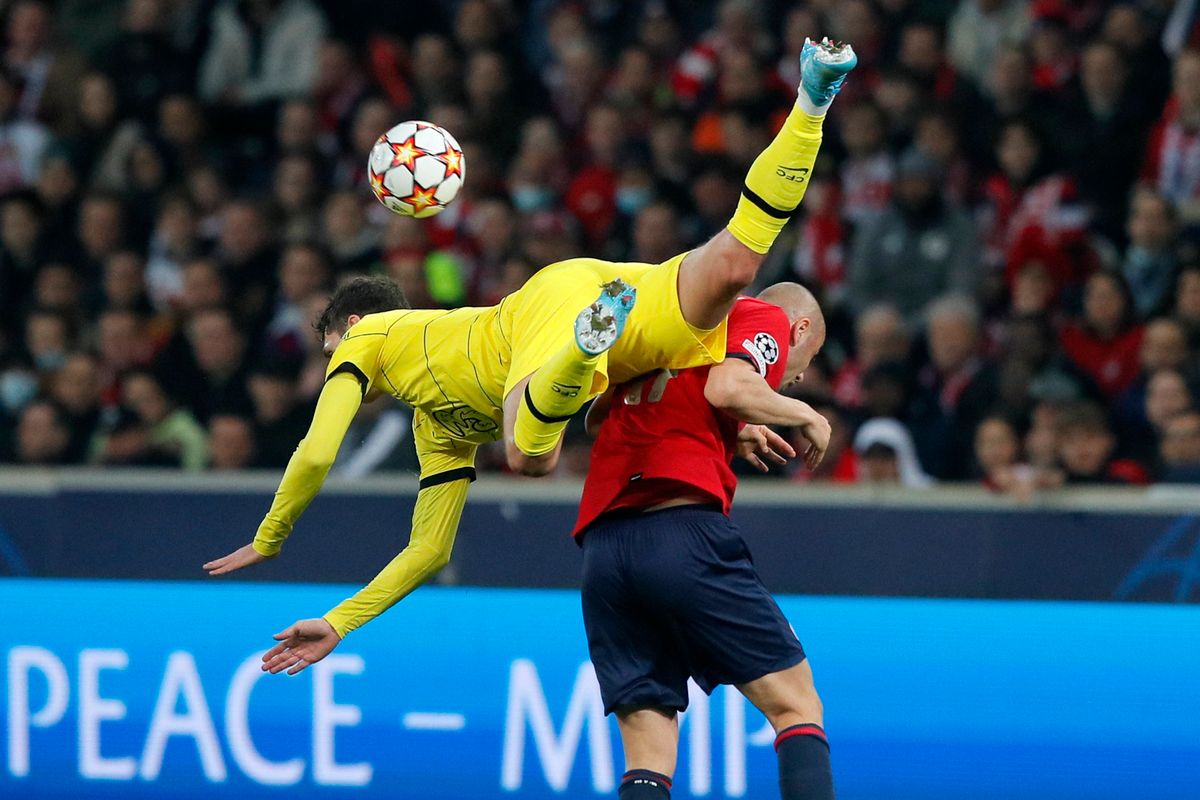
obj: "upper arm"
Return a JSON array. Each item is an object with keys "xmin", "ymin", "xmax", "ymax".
[
  {"xmin": 326, "ymin": 323, "xmax": 386, "ymax": 397},
  {"xmin": 300, "ymin": 372, "xmax": 365, "ymax": 464},
  {"xmin": 703, "ymin": 357, "xmax": 763, "ymax": 409}
]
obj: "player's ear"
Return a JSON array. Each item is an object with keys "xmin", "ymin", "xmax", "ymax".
[
  {"xmin": 346, "ymin": 314, "xmax": 362, "ymax": 329},
  {"xmin": 792, "ymin": 317, "xmax": 809, "ymax": 346}
]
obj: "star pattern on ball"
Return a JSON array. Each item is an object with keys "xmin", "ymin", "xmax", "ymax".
[
  {"xmin": 389, "ymin": 137, "xmax": 421, "ymax": 171},
  {"xmin": 440, "ymin": 147, "xmax": 464, "ymax": 179},
  {"xmin": 403, "ymin": 184, "xmax": 439, "ymax": 214},
  {"xmin": 368, "ymin": 168, "xmax": 389, "ymax": 197}
]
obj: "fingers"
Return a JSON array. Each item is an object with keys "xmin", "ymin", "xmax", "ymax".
[
  {"xmin": 765, "ymin": 429, "xmax": 796, "ymax": 458},
  {"xmin": 747, "ymin": 454, "xmax": 768, "ymax": 473},
  {"xmin": 763, "ymin": 447, "xmax": 789, "ymax": 466},
  {"xmin": 273, "ymin": 626, "xmax": 296, "ymax": 641}
]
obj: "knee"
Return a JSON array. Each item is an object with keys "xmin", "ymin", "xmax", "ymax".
[
  {"xmin": 766, "ymin": 687, "xmax": 823, "ymax": 731},
  {"xmin": 710, "ymin": 230, "xmax": 763, "ymax": 290},
  {"xmin": 506, "ymin": 442, "xmax": 558, "ymax": 476}
]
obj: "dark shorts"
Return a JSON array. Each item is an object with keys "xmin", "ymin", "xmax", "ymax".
[{"xmin": 580, "ymin": 504, "xmax": 806, "ymax": 715}]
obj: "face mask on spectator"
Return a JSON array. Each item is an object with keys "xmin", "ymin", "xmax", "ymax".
[
  {"xmin": 510, "ymin": 185, "xmax": 554, "ymax": 212},
  {"xmin": 0, "ymin": 371, "xmax": 37, "ymax": 413},
  {"xmin": 616, "ymin": 187, "xmax": 653, "ymax": 215},
  {"xmin": 33, "ymin": 350, "xmax": 67, "ymax": 372}
]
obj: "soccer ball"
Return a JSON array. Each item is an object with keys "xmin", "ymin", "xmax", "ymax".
[{"xmin": 367, "ymin": 121, "xmax": 465, "ymax": 218}]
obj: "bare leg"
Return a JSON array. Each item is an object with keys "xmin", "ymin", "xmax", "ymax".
[
  {"xmin": 737, "ymin": 658, "xmax": 823, "ymax": 733},
  {"xmin": 676, "ymin": 229, "xmax": 765, "ymax": 331},
  {"xmin": 616, "ymin": 707, "xmax": 680, "ymax": 776}
]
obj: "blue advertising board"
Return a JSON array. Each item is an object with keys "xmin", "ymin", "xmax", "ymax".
[{"xmin": 2, "ymin": 580, "xmax": 1198, "ymax": 799}]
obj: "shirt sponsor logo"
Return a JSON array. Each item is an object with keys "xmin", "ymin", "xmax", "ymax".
[{"xmin": 432, "ymin": 405, "xmax": 500, "ymax": 437}]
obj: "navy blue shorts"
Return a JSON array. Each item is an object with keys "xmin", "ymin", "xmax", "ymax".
[{"xmin": 580, "ymin": 504, "xmax": 806, "ymax": 715}]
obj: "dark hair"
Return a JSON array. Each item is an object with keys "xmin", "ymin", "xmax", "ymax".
[{"xmin": 316, "ymin": 276, "xmax": 409, "ymax": 336}]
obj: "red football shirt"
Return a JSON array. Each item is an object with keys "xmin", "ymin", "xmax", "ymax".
[{"xmin": 574, "ymin": 296, "xmax": 792, "ymax": 536}]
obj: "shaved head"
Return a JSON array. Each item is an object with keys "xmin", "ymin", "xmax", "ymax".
[
  {"xmin": 756, "ymin": 281, "xmax": 825, "ymax": 385},
  {"xmin": 757, "ymin": 281, "xmax": 825, "ymax": 337}
]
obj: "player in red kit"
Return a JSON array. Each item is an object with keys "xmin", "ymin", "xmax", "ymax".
[{"xmin": 575, "ymin": 282, "xmax": 834, "ymax": 800}]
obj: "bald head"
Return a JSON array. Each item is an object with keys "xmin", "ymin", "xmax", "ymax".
[
  {"xmin": 757, "ymin": 282, "xmax": 825, "ymax": 336},
  {"xmin": 756, "ymin": 282, "xmax": 825, "ymax": 385}
]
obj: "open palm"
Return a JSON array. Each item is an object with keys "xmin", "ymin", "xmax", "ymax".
[{"xmin": 261, "ymin": 618, "xmax": 342, "ymax": 675}]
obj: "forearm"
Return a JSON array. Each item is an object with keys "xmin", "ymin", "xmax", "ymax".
[
  {"xmin": 323, "ymin": 478, "xmax": 469, "ymax": 637},
  {"xmin": 252, "ymin": 374, "xmax": 362, "ymax": 556},
  {"xmin": 711, "ymin": 375, "xmax": 818, "ymax": 427}
]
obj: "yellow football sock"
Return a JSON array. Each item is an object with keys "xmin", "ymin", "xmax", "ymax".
[
  {"xmin": 726, "ymin": 103, "xmax": 826, "ymax": 254},
  {"xmin": 513, "ymin": 341, "xmax": 601, "ymax": 457}
]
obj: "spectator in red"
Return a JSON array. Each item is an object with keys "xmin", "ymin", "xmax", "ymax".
[
  {"xmin": 1142, "ymin": 48, "xmax": 1200, "ymax": 215},
  {"xmin": 1061, "ymin": 271, "xmax": 1145, "ymax": 400},
  {"xmin": 1056, "ymin": 400, "xmax": 1149, "ymax": 484},
  {"xmin": 832, "ymin": 304, "xmax": 910, "ymax": 409},
  {"xmin": 980, "ymin": 119, "xmax": 1090, "ymax": 290},
  {"xmin": 838, "ymin": 101, "xmax": 894, "ymax": 225}
]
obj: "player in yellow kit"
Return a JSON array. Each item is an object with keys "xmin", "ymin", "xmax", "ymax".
[{"xmin": 203, "ymin": 39, "xmax": 856, "ymax": 676}]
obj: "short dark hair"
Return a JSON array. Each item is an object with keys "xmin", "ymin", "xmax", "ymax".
[{"xmin": 316, "ymin": 276, "xmax": 409, "ymax": 336}]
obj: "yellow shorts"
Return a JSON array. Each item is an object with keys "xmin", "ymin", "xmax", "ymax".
[{"xmin": 501, "ymin": 251, "xmax": 727, "ymax": 398}]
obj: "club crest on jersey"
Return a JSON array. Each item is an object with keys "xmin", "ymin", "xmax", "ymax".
[
  {"xmin": 432, "ymin": 404, "xmax": 499, "ymax": 437},
  {"xmin": 742, "ymin": 332, "xmax": 779, "ymax": 376}
]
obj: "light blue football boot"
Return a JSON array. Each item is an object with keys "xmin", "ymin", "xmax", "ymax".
[
  {"xmin": 799, "ymin": 37, "xmax": 857, "ymax": 107},
  {"xmin": 574, "ymin": 279, "xmax": 636, "ymax": 356}
]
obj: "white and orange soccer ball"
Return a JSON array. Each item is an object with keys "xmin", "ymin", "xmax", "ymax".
[{"xmin": 367, "ymin": 121, "xmax": 465, "ymax": 218}]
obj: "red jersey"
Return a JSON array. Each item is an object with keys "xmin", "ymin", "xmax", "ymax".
[{"xmin": 574, "ymin": 297, "xmax": 792, "ymax": 536}]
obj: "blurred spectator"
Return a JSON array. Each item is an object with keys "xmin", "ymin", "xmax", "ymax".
[
  {"xmin": 1056, "ymin": 401, "xmax": 1149, "ymax": 484},
  {"xmin": 144, "ymin": 194, "xmax": 202, "ymax": 310},
  {"xmin": 838, "ymin": 101, "xmax": 893, "ymax": 225},
  {"xmin": 11, "ymin": 398, "xmax": 70, "ymax": 464},
  {"xmin": 1159, "ymin": 410, "xmax": 1200, "ymax": 483},
  {"xmin": 1116, "ymin": 317, "xmax": 1191, "ymax": 434},
  {"xmin": 4, "ymin": 0, "xmax": 87, "ymax": 129},
  {"xmin": 947, "ymin": 0, "xmax": 1031, "ymax": 87},
  {"xmin": 832, "ymin": 304, "xmax": 910, "ymax": 409},
  {"xmin": 1122, "ymin": 188, "xmax": 1179, "ymax": 318},
  {"xmin": 1055, "ymin": 40, "xmax": 1147, "ymax": 242},
  {"xmin": 0, "ymin": 66, "xmax": 48, "ymax": 192},
  {"xmin": 181, "ymin": 307, "xmax": 253, "ymax": 421},
  {"xmin": 852, "ymin": 417, "xmax": 933, "ymax": 487},
  {"xmin": 916, "ymin": 294, "xmax": 998, "ymax": 478},
  {"xmin": 207, "ymin": 413, "xmax": 256, "ymax": 470},
  {"xmin": 979, "ymin": 118, "xmax": 1089, "ymax": 290},
  {"xmin": 1176, "ymin": 265, "xmax": 1200, "ymax": 348},
  {"xmin": 198, "ymin": 0, "xmax": 327, "ymax": 109},
  {"xmin": 99, "ymin": 0, "xmax": 185, "ymax": 124},
  {"xmin": 93, "ymin": 368, "xmax": 207, "ymax": 469},
  {"xmin": 974, "ymin": 413, "xmax": 1064, "ymax": 499},
  {"xmin": 1142, "ymin": 48, "xmax": 1200, "ymax": 219},
  {"xmin": 848, "ymin": 148, "xmax": 978, "ymax": 321},
  {"xmin": 49, "ymin": 351, "xmax": 99, "ymax": 461},
  {"xmin": 247, "ymin": 359, "xmax": 310, "ymax": 467},
  {"xmin": 1061, "ymin": 271, "xmax": 1144, "ymax": 400}
]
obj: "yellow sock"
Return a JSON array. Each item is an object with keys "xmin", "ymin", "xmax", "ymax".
[
  {"xmin": 726, "ymin": 104, "xmax": 826, "ymax": 254},
  {"xmin": 513, "ymin": 341, "xmax": 601, "ymax": 457}
]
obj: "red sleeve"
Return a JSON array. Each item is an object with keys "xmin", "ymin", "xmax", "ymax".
[{"xmin": 724, "ymin": 299, "xmax": 792, "ymax": 390}]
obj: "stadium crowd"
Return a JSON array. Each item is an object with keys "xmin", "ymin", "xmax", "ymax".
[{"xmin": 2, "ymin": 0, "xmax": 1200, "ymax": 492}]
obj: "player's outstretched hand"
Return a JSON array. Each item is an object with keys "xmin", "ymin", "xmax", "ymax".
[
  {"xmin": 203, "ymin": 543, "xmax": 272, "ymax": 576},
  {"xmin": 797, "ymin": 412, "xmax": 831, "ymax": 471},
  {"xmin": 262, "ymin": 618, "xmax": 342, "ymax": 676},
  {"xmin": 737, "ymin": 424, "xmax": 796, "ymax": 472}
]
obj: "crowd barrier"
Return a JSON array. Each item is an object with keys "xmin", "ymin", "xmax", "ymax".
[{"xmin": 1, "ymin": 470, "xmax": 1199, "ymax": 602}]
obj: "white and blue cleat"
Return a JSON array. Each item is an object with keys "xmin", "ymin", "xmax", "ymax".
[
  {"xmin": 575, "ymin": 279, "xmax": 636, "ymax": 356},
  {"xmin": 799, "ymin": 37, "xmax": 857, "ymax": 107}
]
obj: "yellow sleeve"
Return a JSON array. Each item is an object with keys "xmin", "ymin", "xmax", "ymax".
[
  {"xmin": 323, "ymin": 416, "xmax": 477, "ymax": 637},
  {"xmin": 324, "ymin": 318, "xmax": 387, "ymax": 394},
  {"xmin": 251, "ymin": 372, "xmax": 363, "ymax": 556}
]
